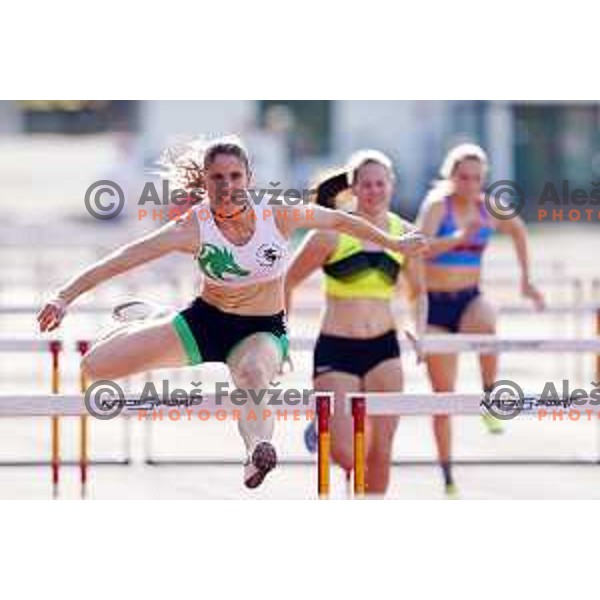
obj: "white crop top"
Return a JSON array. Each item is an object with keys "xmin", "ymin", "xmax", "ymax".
[{"xmin": 193, "ymin": 202, "xmax": 289, "ymax": 286}]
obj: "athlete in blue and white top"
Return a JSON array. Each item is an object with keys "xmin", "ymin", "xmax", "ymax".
[
  {"xmin": 427, "ymin": 195, "xmax": 494, "ymax": 269},
  {"xmin": 417, "ymin": 143, "xmax": 545, "ymax": 497},
  {"xmin": 38, "ymin": 135, "xmax": 428, "ymax": 490}
]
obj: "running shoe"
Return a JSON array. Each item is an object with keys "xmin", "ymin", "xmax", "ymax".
[
  {"xmin": 482, "ymin": 413, "xmax": 504, "ymax": 434},
  {"xmin": 445, "ymin": 482, "xmax": 460, "ymax": 499},
  {"xmin": 244, "ymin": 441, "xmax": 278, "ymax": 489},
  {"xmin": 112, "ymin": 299, "xmax": 171, "ymax": 323}
]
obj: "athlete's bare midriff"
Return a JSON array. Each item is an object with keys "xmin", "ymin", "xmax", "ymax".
[
  {"xmin": 320, "ymin": 297, "xmax": 397, "ymax": 338},
  {"xmin": 425, "ymin": 264, "xmax": 482, "ymax": 292},
  {"xmin": 200, "ymin": 277, "xmax": 285, "ymax": 316}
]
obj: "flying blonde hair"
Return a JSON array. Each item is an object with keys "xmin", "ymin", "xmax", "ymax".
[{"xmin": 153, "ymin": 134, "xmax": 250, "ymax": 201}]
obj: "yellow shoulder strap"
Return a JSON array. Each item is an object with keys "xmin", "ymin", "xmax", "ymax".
[
  {"xmin": 326, "ymin": 232, "xmax": 362, "ymax": 264},
  {"xmin": 385, "ymin": 212, "xmax": 406, "ymax": 264},
  {"xmin": 388, "ymin": 212, "xmax": 404, "ymax": 236}
]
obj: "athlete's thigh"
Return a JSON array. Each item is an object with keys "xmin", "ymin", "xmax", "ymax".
[
  {"xmin": 459, "ymin": 294, "xmax": 496, "ymax": 333},
  {"xmin": 362, "ymin": 357, "xmax": 402, "ymax": 450},
  {"xmin": 425, "ymin": 324, "xmax": 459, "ymax": 391},
  {"xmin": 363, "ymin": 356, "xmax": 404, "ymax": 393},
  {"xmin": 83, "ymin": 318, "xmax": 188, "ymax": 379}
]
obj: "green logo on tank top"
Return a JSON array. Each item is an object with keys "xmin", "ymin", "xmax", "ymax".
[{"xmin": 198, "ymin": 243, "xmax": 251, "ymax": 281}]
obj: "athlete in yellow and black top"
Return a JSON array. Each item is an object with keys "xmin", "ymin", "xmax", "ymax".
[
  {"xmin": 286, "ymin": 151, "xmax": 427, "ymax": 495},
  {"xmin": 316, "ymin": 210, "xmax": 406, "ymax": 376}
]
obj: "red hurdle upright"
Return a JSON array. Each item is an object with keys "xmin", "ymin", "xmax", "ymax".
[
  {"xmin": 316, "ymin": 394, "xmax": 331, "ymax": 497},
  {"xmin": 351, "ymin": 396, "xmax": 367, "ymax": 496},
  {"xmin": 77, "ymin": 340, "xmax": 90, "ymax": 498},
  {"xmin": 49, "ymin": 340, "xmax": 62, "ymax": 498}
]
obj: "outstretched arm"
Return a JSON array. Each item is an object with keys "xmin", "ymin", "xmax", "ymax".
[
  {"xmin": 280, "ymin": 204, "xmax": 427, "ymax": 257},
  {"xmin": 285, "ymin": 230, "xmax": 336, "ymax": 312},
  {"xmin": 495, "ymin": 213, "xmax": 545, "ymax": 310},
  {"xmin": 37, "ymin": 214, "xmax": 200, "ymax": 332}
]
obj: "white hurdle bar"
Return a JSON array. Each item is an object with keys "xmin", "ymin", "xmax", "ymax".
[
  {"xmin": 2, "ymin": 335, "xmax": 600, "ymax": 355},
  {"xmin": 0, "ymin": 302, "xmax": 597, "ymax": 317},
  {"xmin": 0, "ymin": 339, "xmax": 131, "ymax": 471},
  {"xmin": 144, "ymin": 333, "xmax": 600, "ymax": 468},
  {"xmin": 292, "ymin": 336, "xmax": 600, "ymax": 354},
  {"xmin": 4, "ymin": 334, "xmax": 600, "ymax": 474},
  {"xmin": 340, "ymin": 391, "xmax": 600, "ymax": 497},
  {"xmin": 0, "ymin": 394, "xmax": 317, "ymax": 417},
  {"xmin": 349, "ymin": 392, "xmax": 492, "ymax": 416},
  {"xmin": 0, "ymin": 392, "xmax": 317, "ymax": 477},
  {"xmin": 343, "ymin": 391, "xmax": 600, "ymax": 416}
]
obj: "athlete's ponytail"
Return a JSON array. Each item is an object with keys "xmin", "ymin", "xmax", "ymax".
[
  {"xmin": 312, "ymin": 169, "xmax": 351, "ymax": 208},
  {"xmin": 311, "ymin": 149, "xmax": 394, "ymax": 210}
]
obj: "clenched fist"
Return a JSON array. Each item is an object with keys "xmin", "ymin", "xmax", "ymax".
[
  {"xmin": 37, "ymin": 296, "xmax": 68, "ymax": 332},
  {"xmin": 393, "ymin": 230, "xmax": 429, "ymax": 257}
]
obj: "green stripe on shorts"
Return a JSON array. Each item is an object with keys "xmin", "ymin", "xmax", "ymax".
[
  {"xmin": 172, "ymin": 314, "xmax": 203, "ymax": 366},
  {"xmin": 276, "ymin": 334, "xmax": 289, "ymax": 361},
  {"xmin": 263, "ymin": 332, "xmax": 290, "ymax": 363}
]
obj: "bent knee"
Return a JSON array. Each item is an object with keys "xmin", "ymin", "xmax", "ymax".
[{"xmin": 233, "ymin": 359, "xmax": 272, "ymax": 389}]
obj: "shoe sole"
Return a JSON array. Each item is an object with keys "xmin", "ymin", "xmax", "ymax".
[{"xmin": 244, "ymin": 442, "xmax": 278, "ymax": 489}]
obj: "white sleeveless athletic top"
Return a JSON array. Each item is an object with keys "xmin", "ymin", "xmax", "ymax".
[{"xmin": 192, "ymin": 202, "xmax": 289, "ymax": 286}]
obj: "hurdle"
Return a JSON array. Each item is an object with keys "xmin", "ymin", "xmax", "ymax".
[
  {"xmin": 2, "ymin": 375, "xmax": 600, "ymax": 498},
  {"xmin": 292, "ymin": 334, "xmax": 600, "ymax": 354},
  {"xmin": 49, "ymin": 339, "xmax": 89, "ymax": 497},
  {"xmin": 0, "ymin": 392, "xmax": 318, "ymax": 497},
  {"xmin": 1, "ymin": 302, "xmax": 596, "ymax": 317},
  {"xmin": 316, "ymin": 390, "xmax": 553, "ymax": 497},
  {"xmin": 320, "ymin": 334, "xmax": 600, "ymax": 497},
  {"xmin": 138, "ymin": 320, "xmax": 600, "ymax": 466},
  {"xmin": 0, "ymin": 339, "xmax": 130, "ymax": 492},
  {"xmin": 141, "ymin": 333, "xmax": 600, "ymax": 471},
  {"xmin": 4, "ymin": 333, "xmax": 600, "ymax": 495},
  {"xmin": 0, "ymin": 297, "xmax": 593, "ymax": 317}
]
